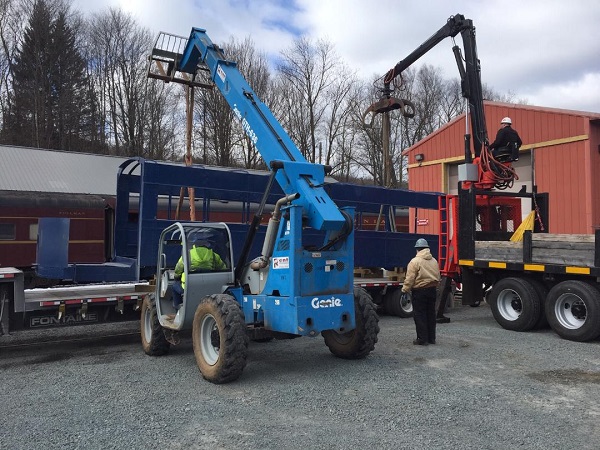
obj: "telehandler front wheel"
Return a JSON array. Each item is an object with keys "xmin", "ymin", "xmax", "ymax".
[
  {"xmin": 322, "ymin": 287, "xmax": 379, "ymax": 359},
  {"xmin": 192, "ymin": 294, "xmax": 249, "ymax": 384},
  {"xmin": 141, "ymin": 294, "xmax": 170, "ymax": 356}
]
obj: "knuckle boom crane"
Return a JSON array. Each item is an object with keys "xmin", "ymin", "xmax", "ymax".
[
  {"xmin": 145, "ymin": 28, "xmax": 379, "ymax": 383},
  {"xmin": 367, "ymin": 13, "xmax": 525, "ymax": 322},
  {"xmin": 368, "ymin": 15, "xmax": 600, "ymax": 345},
  {"xmin": 366, "ymin": 13, "xmax": 518, "ymax": 190}
]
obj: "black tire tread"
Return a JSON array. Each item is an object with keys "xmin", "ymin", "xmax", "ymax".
[
  {"xmin": 323, "ymin": 287, "xmax": 380, "ymax": 359},
  {"xmin": 384, "ymin": 289, "xmax": 413, "ymax": 318},
  {"xmin": 488, "ymin": 277, "xmax": 541, "ymax": 332},
  {"xmin": 141, "ymin": 295, "xmax": 170, "ymax": 356},
  {"xmin": 545, "ymin": 280, "xmax": 600, "ymax": 342},
  {"xmin": 193, "ymin": 294, "xmax": 249, "ymax": 384}
]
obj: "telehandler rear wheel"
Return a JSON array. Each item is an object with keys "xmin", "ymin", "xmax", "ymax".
[
  {"xmin": 192, "ymin": 294, "xmax": 249, "ymax": 384},
  {"xmin": 323, "ymin": 287, "xmax": 379, "ymax": 359},
  {"xmin": 141, "ymin": 294, "xmax": 170, "ymax": 356}
]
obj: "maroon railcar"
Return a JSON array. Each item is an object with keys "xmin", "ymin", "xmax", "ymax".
[{"xmin": 0, "ymin": 191, "xmax": 109, "ymax": 272}]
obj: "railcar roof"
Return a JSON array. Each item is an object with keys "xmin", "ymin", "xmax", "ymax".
[
  {"xmin": 0, "ymin": 145, "xmax": 128, "ymax": 195},
  {"xmin": 0, "ymin": 146, "xmax": 280, "ymax": 196}
]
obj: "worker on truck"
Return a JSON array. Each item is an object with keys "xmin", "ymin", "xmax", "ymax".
[
  {"xmin": 401, "ymin": 238, "xmax": 441, "ymax": 346},
  {"xmin": 172, "ymin": 234, "xmax": 227, "ymax": 311},
  {"xmin": 489, "ymin": 116, "xmax": 522, "ymax": 162}
]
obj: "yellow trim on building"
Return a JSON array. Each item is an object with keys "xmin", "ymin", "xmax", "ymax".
[{"xmin": 407, "ymin": 134, "xmax": 589, "ymax": 169}]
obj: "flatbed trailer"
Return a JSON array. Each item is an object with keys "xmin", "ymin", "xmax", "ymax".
[
  {"xmin": 441, "ymin": 188, "xmax": 600, "ymax": 342},
  {"xmin": 0, "ymin": 157, "xmax": 440, "ymax": 336},
  {"xmin": 353, "ymin": 276, "xmax": 411, "ymax": 317},
  {"xmin": 0, "ymin": 267, "xmax": 152, "ymax": 334}
]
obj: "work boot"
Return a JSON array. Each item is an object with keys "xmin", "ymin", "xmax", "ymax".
[
  {"xmin": 413, "ymin": 338, "xmax": 428, "ymax": 346},
  {"xmin": 163, "ymin": 329, "xmax": 181, "ymax": 345}
]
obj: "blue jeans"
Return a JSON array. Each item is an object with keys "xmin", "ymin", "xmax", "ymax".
[{"xmin": 172, "ymin": 281, "xmax": 184, "ymax": 309}]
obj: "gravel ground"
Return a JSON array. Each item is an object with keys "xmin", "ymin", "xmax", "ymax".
[{"xmin": 1, "ymin": 303, "xmax": 600, "ymax": 450}]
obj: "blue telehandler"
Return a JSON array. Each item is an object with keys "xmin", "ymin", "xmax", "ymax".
[{"xmin": 143, "ymin": 28, "xmax": 379, "ymax": 383}]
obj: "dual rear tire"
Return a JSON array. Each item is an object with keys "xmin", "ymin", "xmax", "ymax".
[
  {"xmin": 487, "ymin": 277, "xmax": 600, "ymax": 342},
  {"xmin": 383, "ymin": 289, "xmax": 413, "ymax": 318},
  {"xmin": 545, "ymin": 280, "xmax": 600, "ymax": 342}
]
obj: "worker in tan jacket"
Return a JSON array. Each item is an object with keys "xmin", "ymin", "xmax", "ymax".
[{"xmin": 402, "ymin": 238, "xmax": 441, "ymax": 345}]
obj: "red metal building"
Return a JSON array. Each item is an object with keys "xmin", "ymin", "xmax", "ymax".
[{"xmin": 404, "ymin": 101, "xmax": 600, "ymax": 235}]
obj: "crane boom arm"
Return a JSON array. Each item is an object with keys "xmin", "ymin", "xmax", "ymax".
[
  {"xmin": 384, "ymin": 14, "xmax": 488, "ymax": 157},
  {"xmin": 177, "ymin": 28, "xmax": 344, "ymax": 231}
]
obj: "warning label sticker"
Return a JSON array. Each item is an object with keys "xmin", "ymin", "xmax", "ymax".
[{"xmin": 272, "ymin": 257, "xmax": 290, "ymax": 269}]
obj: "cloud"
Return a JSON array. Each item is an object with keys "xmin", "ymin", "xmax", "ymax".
[
  {"xmin": 525, "ymin": 72, "xmax": 600, "ymax": 113},
  {"xmin": 70, "ymin": 0, "xmax": 600, "ymax": 112}
]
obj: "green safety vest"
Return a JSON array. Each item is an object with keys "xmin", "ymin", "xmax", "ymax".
[{"xmin": 175, "ymin": 245, "xmax": 226, "ymax": 289}]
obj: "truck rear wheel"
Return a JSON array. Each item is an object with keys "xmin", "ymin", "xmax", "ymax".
[
  {"xmin": 384, "ymin": 289, "xmax": 413, "ymax": 318},
  {"xmin": 528, "ymin": 278, "xmax": 549, "ymax": 329},
  {"xmin": 192, "ymin": 294, "xmax": 249, "ymax": 384},
  {"xmin": 487, "ymin": 277, "xmax": 541, "ymax": 331},
  {"xmin": 546, "ymin": 280, "xmax": 600, "ymax": 342},
  {"xmin": 141, "ymin": 294, "xmax": 170, "ymax": 356},
  {"xmin": 323, "ymin": 287, "xmax": 379, "ymax": 359}
]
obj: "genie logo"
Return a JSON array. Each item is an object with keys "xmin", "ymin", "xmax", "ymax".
[{"xmin": 311, "ymin": 296, "xmax": 342, "ymax": 309}]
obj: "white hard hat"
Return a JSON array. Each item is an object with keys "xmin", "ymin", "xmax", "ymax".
[{"xmin": 501, "ymin": 117, "xmax": 512, "ymax": 125}]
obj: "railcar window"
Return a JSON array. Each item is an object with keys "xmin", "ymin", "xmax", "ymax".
[
  {"xmin": 0, "ymin": 223, "xmax": 15, "ymax": 240},
  {"xmin": 29, "ymin": 223, "xmax": 38, "ymax": 240}
]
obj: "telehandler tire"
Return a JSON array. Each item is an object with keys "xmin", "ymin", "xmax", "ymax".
[
  {"xmin": 192, "ymin": 294, "xmax": 249, "ymax": 384},
  {"xmin": 141, "ymin": 294, "xmax": 171, "ymax": 356},
  {"xmin": 323, "ymin": 287, "xmax": 379, "ymax": 359}
]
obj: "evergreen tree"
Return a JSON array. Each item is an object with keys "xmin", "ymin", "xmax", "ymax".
[{"xmin": 2, "ymin": 0, "xmax": 93, "ymax": 151}]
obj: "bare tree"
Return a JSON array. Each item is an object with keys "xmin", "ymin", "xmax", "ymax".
[
  {"xmin": 0, "ymin": 0, "xmax": 21, "ymax": 131},
  {"xmin": 277, "ymin": 37, "xmax": 339, "ymax": 162},
  {"xmin": 87, "ymin": 9, "xmax": 151, "ymax": 156},
  {"xmin": 193, "ymin": 36, "xmax": 271, "ymax": 168},
  {"xmin": 321, "ymin": 65, "xmax": 359, "ymax": 166}
]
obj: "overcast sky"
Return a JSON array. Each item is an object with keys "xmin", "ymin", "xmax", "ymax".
[{"xmin": 72, "ymin": 0, "xmax": 600, "ymax": 113}]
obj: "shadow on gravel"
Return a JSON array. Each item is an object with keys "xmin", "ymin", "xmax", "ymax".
[
  {"xmin": 528, "ymin": 369, "xmax": 600, "ymax": 385},
  {"xmin": 0, "ymin": 351, "xmax": 73, "ymax": 369},
  {"xmin": 0, "ymin": 333, "xmax": 139, "ymax": 369}
]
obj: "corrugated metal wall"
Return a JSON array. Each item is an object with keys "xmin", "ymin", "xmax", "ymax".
[
  {"xmin": 588, "ymin": 121, "xmax": 600, "ymax": 231},
  {"xmin": 406, "ymin": 102, "xmax": 600, "ymax": 234}
]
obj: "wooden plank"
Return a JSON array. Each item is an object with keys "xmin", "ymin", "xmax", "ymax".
[
  {"xmin": 532, "ymin": 234, "xmax": 594, "ymax": 243},
  {"xmin": 475, "ymin": 241, "xmax": 523, "ymax": 262},
  {"xmin": 353, "ymin": 268, "xmax": 384, "ymax": 278},
  {"xmin": 532, "ymin": 241, "xmax": 594, "ymax": 251},
  {"xmin": 532, "ymin": 248, "xmax": 594, "ymax": 266}
]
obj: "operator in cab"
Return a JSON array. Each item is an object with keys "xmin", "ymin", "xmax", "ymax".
[
  {"xmin": 401, "ymin": 238, "xmax": 441, "ymax": 346},
  {"xmin": 489, "ymin": 116, "xmax": 522, "ymax": 162},
  {"xmin": 171, "ymin": 235, "xmax": 227, "ymax": 312}
]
